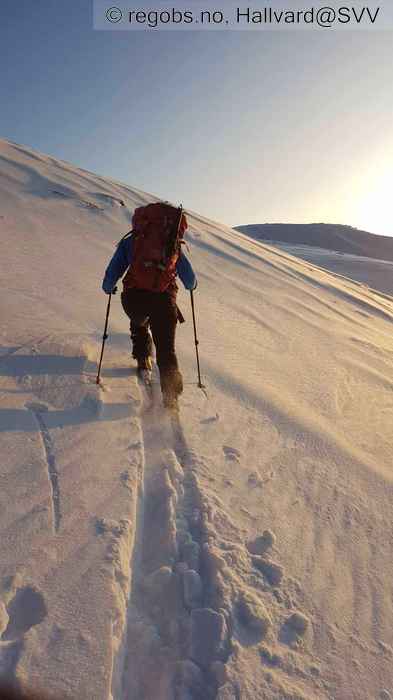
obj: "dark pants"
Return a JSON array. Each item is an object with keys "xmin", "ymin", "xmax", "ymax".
[{"xmin": 121, "ymin": 288, "xmax": 183, "ymax": 398}]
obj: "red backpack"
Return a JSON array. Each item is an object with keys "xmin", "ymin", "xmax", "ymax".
[{"xmin": 122, "ymin": 202, "xmax": 188, "ymax": 292}]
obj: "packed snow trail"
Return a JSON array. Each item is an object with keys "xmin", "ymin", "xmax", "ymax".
[
  {"xmin": 117, "ymin": 378, "xmax": 234, "ymax": 699},
  {"xmin": 113, "ymin": 373, "xmax": 333, "ymax": 700}
]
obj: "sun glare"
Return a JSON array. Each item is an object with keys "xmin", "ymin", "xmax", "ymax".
[{"xmin": 354, "ymin": 168, "xmax": 393, "ymax": 237}]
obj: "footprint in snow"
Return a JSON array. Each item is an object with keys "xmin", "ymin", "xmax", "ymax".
[
  {"xmin": 0, "ymin": 586, "xmax": 48, "ymax": 680},
  {"xmin": 2, "ymin": 586, "xmax": 48, "ymax": 642},
  {"xmin": 223, "ymin": 446, "xmax": 241, "ymax": 462},
  {"xmin": 201, "ymin": 413, "xmax": 220, "ymax": 424}
]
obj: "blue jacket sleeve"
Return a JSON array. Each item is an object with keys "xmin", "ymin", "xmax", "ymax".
[
  {"xmin": 176, "ymin": 251, "xmax": 197, "ymax": 291},
  {"xmin": 102, "ymin": 237, "xmax": 132, "ymax": 293}
]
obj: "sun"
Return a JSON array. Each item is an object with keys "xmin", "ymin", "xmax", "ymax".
[{"xmin": 354, "ymin": 168, "xmax": 393, "ymax": 237}]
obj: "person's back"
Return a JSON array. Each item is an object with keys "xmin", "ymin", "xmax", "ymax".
[{"xmin": 102, "ymin": 202, "xmax": 197, "ymax": 409}]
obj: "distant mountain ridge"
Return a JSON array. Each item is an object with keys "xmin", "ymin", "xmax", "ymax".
[{"xmin": 234, "ymin": 223, "xmax": 393, "ymax": 262}]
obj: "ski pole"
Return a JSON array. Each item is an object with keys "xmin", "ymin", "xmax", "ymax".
[
  {"xmin": 96, "ymin": 292, "xmax": 113, "ymax": 385},
  {"xmin": 190, "ymin": 289, "xmax": 205, "ymax": 390}
]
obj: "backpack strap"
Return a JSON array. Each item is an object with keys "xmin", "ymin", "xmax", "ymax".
[{"xmin": 164, "ymin": 205, "xmax": 184, "ymax": 261}]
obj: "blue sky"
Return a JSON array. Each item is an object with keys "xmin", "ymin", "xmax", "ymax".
[{"xmin": 1, "ymin": 1, "xmax": 393, "ymax": 235}]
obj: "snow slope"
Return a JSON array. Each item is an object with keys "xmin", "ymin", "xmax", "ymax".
[
  {"xmin": 235, "ymin": 223, "xmax": 393, "ymax": 263},
  {"xmin": 1, "ymin": 138, "xmax": 393, "ymax": 700},
  {"xmin": 262, "ymin": 242, "xmax": 393, "ymax": 298}
]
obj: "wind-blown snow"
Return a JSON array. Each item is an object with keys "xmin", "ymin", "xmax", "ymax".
[
  {"xmin": 262, "ymin": 241, "xmax": 393, "ymax": 298},
  {"xmin": 1, "ymin": 138, "xmax": 393, "ymax": 700}
]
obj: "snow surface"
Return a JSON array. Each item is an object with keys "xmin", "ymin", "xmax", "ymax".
[
  {"xmin": 272, "ymin": 242, "xmax": 393, "ymax": 299},
  {"xmin": 1, "ymin": 138, "xmax": 393, "ymax": 699}
]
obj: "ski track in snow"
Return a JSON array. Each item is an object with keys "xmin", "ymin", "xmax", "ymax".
[
  {"xmin": 115, "ymin": 381, "xmax": 321, "ymax": 699},
  {"xmin": 117, "ymin": 379, "xmax": 234, "ymax": 700},
  {"xmin": 26, "ymin": 403, "xmax": 61, "ymax": 533},
  {"xmin": 0, "ymin": 335, "xmax": 52, "ymax": 362}
]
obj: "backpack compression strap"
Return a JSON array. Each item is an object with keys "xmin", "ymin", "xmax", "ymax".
[{"xmin": 164, "ymin": 205, "xmax": 184, "ymax": 262}]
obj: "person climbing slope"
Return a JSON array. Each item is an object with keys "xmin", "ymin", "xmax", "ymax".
[{"xmin": 102, "ymin": 202, "xmax": 197, "ymax": 409}]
